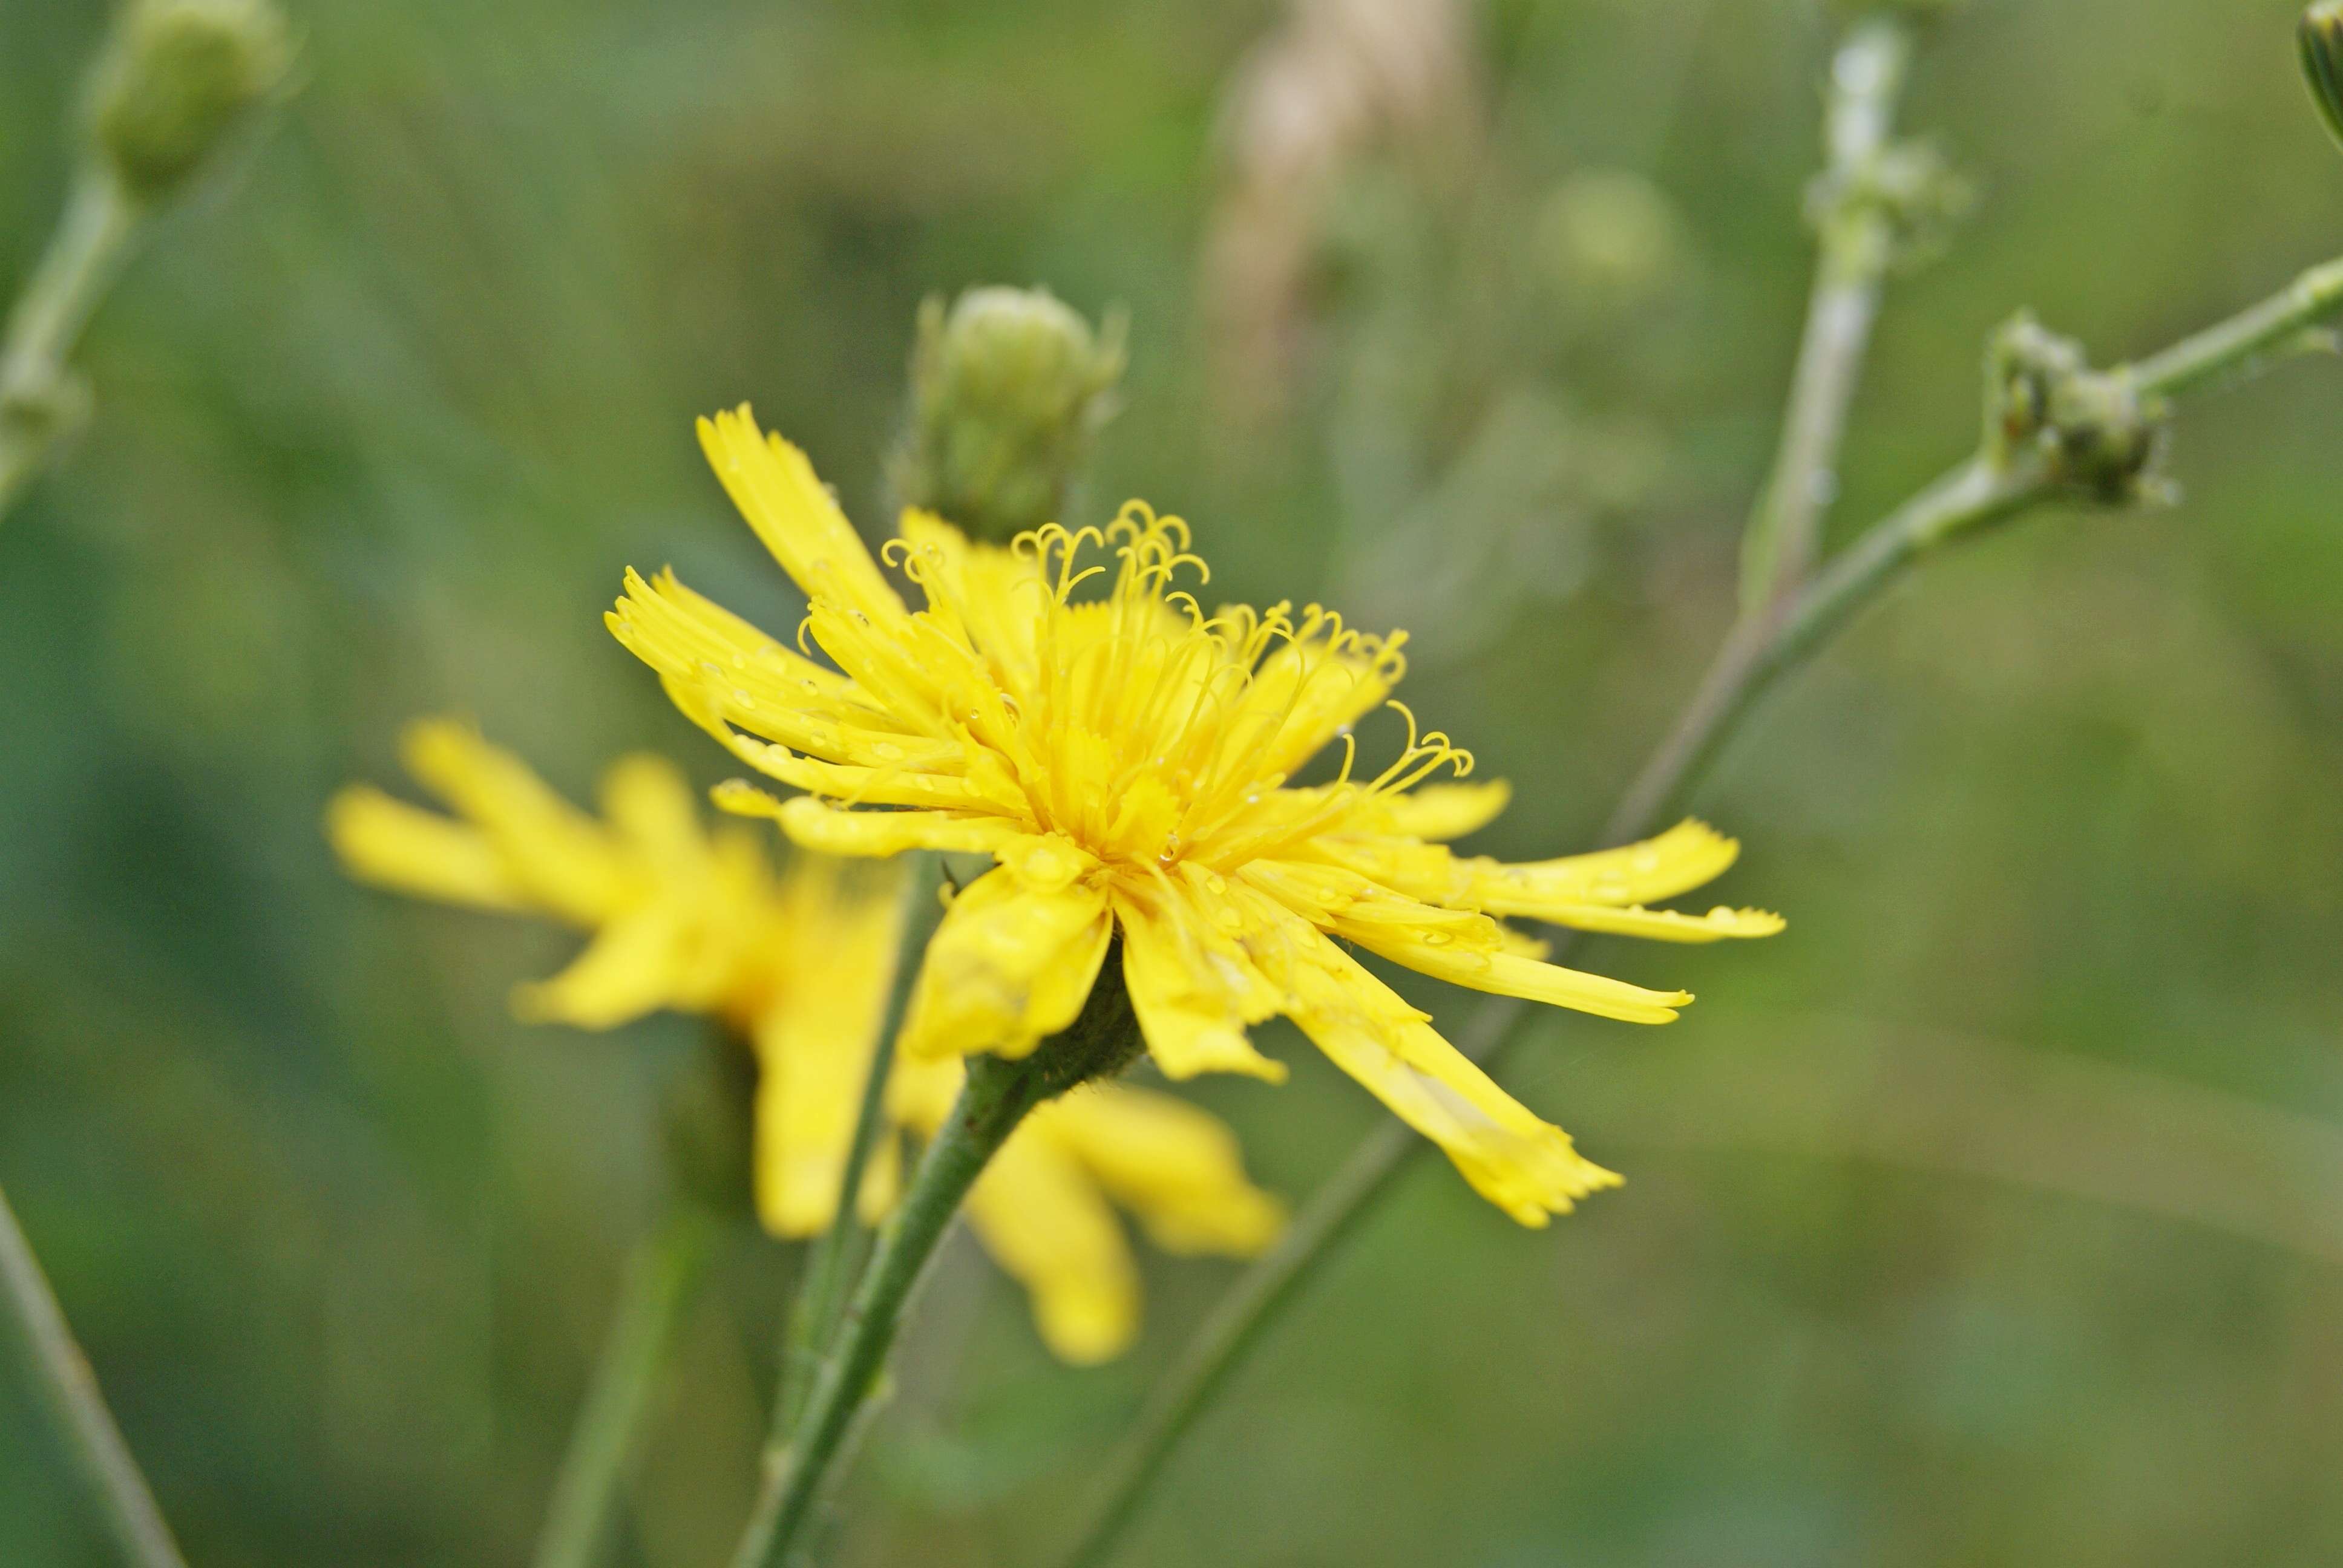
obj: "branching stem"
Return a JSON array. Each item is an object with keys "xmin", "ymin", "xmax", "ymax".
[{"xmin": 1049, "ymin": 240, "xmax": 2343, "ymax": 1568}]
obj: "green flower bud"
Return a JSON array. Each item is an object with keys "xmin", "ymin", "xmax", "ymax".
[
  {"xmin": 87, "ymin": 0, "xmax": 292, "ymax": 206},
  {"xmin": 1986, "ymin": 312, "xmax": 2171, "ymax": 507},
  {"xmin": 888, "ymin": 287, "xmax": 1126, "ymax": 544},
  {"xmin": 2303, "ymin": 3, "xmax": 2343, "ymax": 151}
]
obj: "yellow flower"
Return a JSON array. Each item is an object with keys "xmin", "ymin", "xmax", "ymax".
[
  {"xmin": 611, "ymin": 408, "xmax": 1783, "ymax": 1226},
  {"xmin": 327, "ymin": 719, "xmax": 1282, "ymax": 1362}
]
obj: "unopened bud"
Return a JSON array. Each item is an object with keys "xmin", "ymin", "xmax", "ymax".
[
  {"xmin": 1987, "ymin": 312, "xmax": 2171, "ymax": 506},
  {"xmin": 87, "ymin": 0, "xmax": 292, "ymax": 205},
  {"xmin": 2304, "ymin": 4, "xmax": 2343, "ymax": 151},
  {"xmin": 888, "ymin": 287, "xmax": 1126, "ymax": 544}
]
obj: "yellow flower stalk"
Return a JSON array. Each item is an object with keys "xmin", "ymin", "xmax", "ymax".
[
  {"xmin": 610, "ymin": 407, "xmax": 1784, "ymax": 1226},
  {"xmin": 327, "ymin": 719, "xmax": 1281, "ymax": 1362}
]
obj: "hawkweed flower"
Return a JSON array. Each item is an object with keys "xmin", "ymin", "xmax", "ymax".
[
  {"xmin": 610, "ymin": 410, "xmax": 1783, "ymax": 1224},
  {"xmin": 329, "ymin": 720, "xmax": 1281, "ymax": 1361}
]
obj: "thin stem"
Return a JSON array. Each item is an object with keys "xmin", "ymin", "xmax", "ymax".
[
  {"xmin": 730, "ymin": 963, "xmax": 1143, "ymax": 1568},
  {"xmin": 1050, "ymin": 248, "xmax": 2343, "ymax": 1568},
  {"xmin": 1738, "ymin": 16, "xmax": 1912, "ymax": 609},
  {"xmin": 730, "ymin": 1055, "xmax": 1046, "ymax": 1568},
  {"xmin": 1611, "ymin": 452, "xmax": 2038, "ymax": 841},
  {"xmin": 2130, "ymin": 255, "xmax": 2343, "ymax": 400},
  {"xmin": 0, "ymin": 169, "xmax": 146, "ymax": 521},
  {"xmin": 775, "ymin": 851, "xmax": 946, "ymax": 1437},
  {"xmin": 531, "ymin": 1204, "xmax": 718, "ymax": 1568},
  {"xmin": 0, "ymin": 1187, "xmax": 189, "ymax": 1568}
]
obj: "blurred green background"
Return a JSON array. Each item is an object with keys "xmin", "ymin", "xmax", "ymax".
[{"xmin": 6, "ymin": 0, "xmax": 2343, "ymax": 1563}]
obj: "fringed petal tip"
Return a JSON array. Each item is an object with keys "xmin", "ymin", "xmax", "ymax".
[{"xmin": 1487, "ymin": 1141, "xmax": 1625, "ymax": 1229}]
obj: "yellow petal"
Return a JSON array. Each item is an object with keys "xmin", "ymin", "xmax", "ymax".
[
  {"xmin": 962, "ymin": 1128, "xmax": 1139, "ymax": 1365},
  {"xmin": 1232, "ymin": 887, "xmax": 1621, "ymax": 1225},
  {"xmin": 1496, "ymin": 922, "xmax": 1552, "ymax": 961},
  {"xmin": 718, "ymin": 786, "xmax": 1021, "ymax": 858},
  {"xmin": 1536, "ymin": 903, "xmax": 1786, "ymax": 944},
  {"xmin": 600, "ymin": 754, "xmax": 711, "ymax": 870},
  {"xmin": 399, "ymin": 719, "xmax": 632, "ymax": 924},
  {"xmin": 898, "ymin": 867, "xmax": 1112, "ymax": 1059},
  {"xmin": 1465, "ymin": 819, "xmax": 1742, "ymax": 914},
  {"xmin": 1340, "ymin": 923, "xmax": 1693, "ymax": 1026},
  {"xmin": 606, "ymin": 566, "xmax": 875, "ymax": 733},
  {"xmin": 511, "ymin": 902, "xmax": 693, "ymax": 1029},
  {"xmin": 1115, "ymin": 885, "xmax": 1287, "ymax": 1083},
  {"xmin": 1371, "ymin": 780, "xmax": 1513, "ymax": 843},
  {"xmin": 696, "ymin": 406, "xmax": 906, "ymax": 626},
  {"xmin": 895, "ymin": 509, "xmax": 1047, "ymax": 696},
  {"xmin": 326, "ymin": 786, "xmax": 526, "ymax": 912},
  {"xmin": 1242, "ymin": 636, "xmax": 1400, "ymax": 785},
  {"xmin": 1041, "ymin": 1086, "xmax": 1285, "ymax": 1256},
  {"xmin": 745, "ymin": 860, "xmax": 907, "ymax": 1236}
]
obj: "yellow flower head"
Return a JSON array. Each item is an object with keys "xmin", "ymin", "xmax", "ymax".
[
  {"xmin": 327, "ymin": 720, "xmax": 1282, "ymax": 1362},
  {"xmin": 611, "ymin": 408, "xmax": 1784, "ymax": 1226}
]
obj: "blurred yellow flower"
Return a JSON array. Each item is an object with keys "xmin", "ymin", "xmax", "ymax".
[
  {"xmin": 610, "ymin": 408, "xmax": 1783, "ymax": 1226},
  {"xmin": 327, "ymin": 720, "xmax": 1282, "ymax": 1362}
]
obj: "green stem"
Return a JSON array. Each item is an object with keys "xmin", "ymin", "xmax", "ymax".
[
  {"xmin": 531, "ymin": 1204, "xmax": 716, "ymax": 1568},
  {"xmin": 0, "ymin": 1186, "xmax": 189, "ymax": 1568},
  {"xmin": 731, "ymin": 963, "xmax": 1142, "ymax": 1568},
  {"xmin": 1049, "ymin": 247, "xmax": 2343, "ymax": 1568},
  {"xmin": 775, "ymin": 852, "xmax": 946, "ymax": 1437},
  {"xmin": 2129, "ymin": 255, "xmax": 2343, "ymax": 400},
  {"xmin": 1740, "ymin": 16, "xmax": 1913, "ymax": 608},
  {"xmin": 0, "ymin": 169, "xmax": 146, "ymax": 521}
]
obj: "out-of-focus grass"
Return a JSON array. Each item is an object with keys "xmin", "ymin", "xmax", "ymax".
[{"xmin": 4, "ymin": 1, "xmax": 2342, "ymax": 1564}]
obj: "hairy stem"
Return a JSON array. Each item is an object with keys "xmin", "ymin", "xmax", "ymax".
[
  {"xmin": 0, "ymin": 171, "xmax": 145, "ymax": 521},
  {"xmin": 1050, "ymin": 246, "xmax": 2343, "ymax": 1568},
  {"xmin": 775, "ymin": 852, "xmax": 946, "ymax": 1437},
  {"xmin": 531, "ymin": 1205, "xmax": 716, "ymax": 1568},
  {"xmin": 0, "ymin": 1187, "xmax": 189, "ymax": 1568},
  {"xmin": 732, "ymin": 964, "xmax": 1141, "ymax": 1568}
]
